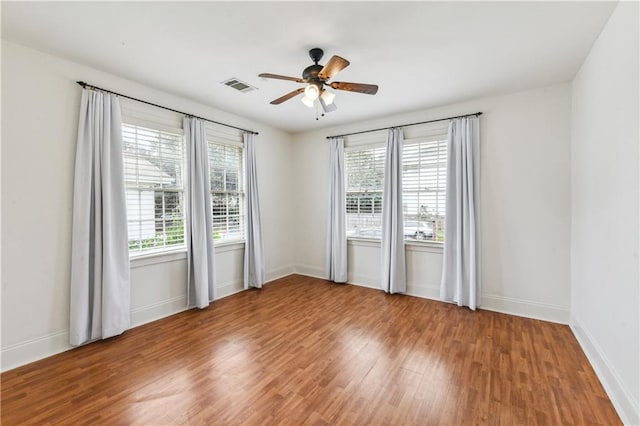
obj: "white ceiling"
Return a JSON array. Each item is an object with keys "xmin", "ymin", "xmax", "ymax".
[{"xmin": 2, "ymin": 1, "xmax": 616, "ymax": 134}]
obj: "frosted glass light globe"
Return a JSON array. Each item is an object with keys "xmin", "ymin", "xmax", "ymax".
[{"xmin": 304, "ymin": 84, "xmax": 320, "ymax": 100}]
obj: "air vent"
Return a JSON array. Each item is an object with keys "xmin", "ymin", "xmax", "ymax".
[{"xmin": 221, "ymin": 78, "xmax": 257, "ymax": 93}]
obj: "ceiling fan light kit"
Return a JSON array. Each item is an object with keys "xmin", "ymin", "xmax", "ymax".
[
  {"xmin": 259, "ymin": 47, "xmax": 378, "ymax": 119},
  {"xmin": 319, "ymin": 96, "xmax": 337, "ymax": 113},
  {"xmin": 301, "ymin": 96, "xmax": 314, "ymax": 108},
  {"xmin": 321, "ymin": 89, "xmax": 336, "ymax": 105},
  {"xmin": 303, "ymin": 83, "xmax": 320, "ymax": 100}
]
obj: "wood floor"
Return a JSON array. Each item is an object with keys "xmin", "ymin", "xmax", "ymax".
[{"xmin": 2, "ymin": 275, "xmax": 620, "ymax": 425}]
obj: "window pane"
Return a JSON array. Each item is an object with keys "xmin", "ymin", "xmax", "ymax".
[
  {"xmin": 209, "ymin": 141, "xmax": 245, "ymax": 242},
  {"xmin": 402, "ymin": 138, "xmax": 447, "ymax": 242},
  {"xmin": 360, "ymin": 194, "xmax": 373, "ymax": 213},
  {"xmin": 346, "ymin": 193, "xmax": 358, "ymax": 214},
  {"xmin": 345, "ymin": 138, "xmax": 447, "ymax": 242},
  {"xmin": 226, "ymin": 171, "xmax": 238, "ymax": 191},
  {"xmin": 228, "ymin": 216, "xmax": 241, "ymax": 236},
  {"xmin": 228, "ymin": 194, "xmax": 240, "ymax": 216},
  {"xmin": 212, "ymin": 193, "xmax": 226, "ymax": 217},
  {"xmin": 373, "ymin": 193, "xmax": 383, "ymax": 214},
  {"xmin": 212, "ymin": 216, "xmax": 226, "ymax": 240},
  {"xmin": 345, "ymin": 146, "xmax": 385, "ymax": 238},
  {"xmin": 165, "ymin": 219, "xmax": 185, "ymax": 245},
  {"xmin": 123, "ymin": 124, "xmax": 185, "ymax": 253},
  {"xmin": 210, "ymin": 144, "xmax": 225, "ymax": 164},
  {"xmin": 211, "ymin": 169, "xmax": 225, "ymax": 191}
]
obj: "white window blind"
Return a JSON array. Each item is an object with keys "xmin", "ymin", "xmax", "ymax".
[
  {"xmin": 207, "ymin": 125, "xmax": 245, "ymax": 242},
  {"xmin": 123, "ymin": 123, "xmax": 186, "ymax": 252},
  {"xmin": 402, "ymin": 138, "xmax": 447, "ymax": 242},
  {"xmin": 345, "ymin": 146, "xmax": 385, "ymax": 238}
]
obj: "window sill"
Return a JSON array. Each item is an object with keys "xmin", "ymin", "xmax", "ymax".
[
  {"xmin": 347, "ymin": 237, "xmax": 444, "ymax": 253},
  {"xmin": 214, "ymin": 240, "xmax": 245, "ymax": 253},
  {"xmin": 130, "ymin": 248, "xmax": 187, "ymax": 268},
  {"xmin": 347, "ymin": 237, "xmax": 381, "ymax": 248},
  {"xmin": 405, "ymin": 240, "xmax": 444, "ymax": 254},
  {"xmin": 129, "ymin": 239, "xmax": 246, "ymax": 268}
]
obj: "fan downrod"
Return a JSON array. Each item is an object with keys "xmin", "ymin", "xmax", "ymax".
[{"xmin": 309, "ymin": 48, "xmax": 324, "ymax": 64}]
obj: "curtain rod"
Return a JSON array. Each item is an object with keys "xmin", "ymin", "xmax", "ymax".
[
  {"xmin": 76, "ymin": 81, "xmax": 258, "ymax": 135},
  {"xmin": 326, "ymin": 112, "xmax": 482, "ymax": 139}
]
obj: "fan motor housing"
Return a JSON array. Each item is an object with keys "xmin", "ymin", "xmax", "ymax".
[{"xmin": 303, "ymin": 64, "xmax": 324, "ymax": 82}]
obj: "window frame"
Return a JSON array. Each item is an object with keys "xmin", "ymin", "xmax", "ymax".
[
  {"xmin": 121, "ymin": 101, "xmax": 250, "ymax": 258},
  {"xmin": 343, "ymin": 127, "xmax": 449, "ymax": 246},
  {"xmin": 122, "ymin": 103, "xmax": 187, "ymax": 257},
  {"xmin": 345, "ymin": 143, "xmax": 386, "ymax": 240},
  {"xmin": 402, "ymin": 135, "xmax": 448, "ymax": 244},
  {"xmin": 206, "ymin": 124, "xmax": 246, "ymax": 245}
]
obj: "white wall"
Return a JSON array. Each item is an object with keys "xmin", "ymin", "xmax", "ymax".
[
  {"xmin": 0, "ymin": 41, "xmax": 295, "ymax": 371},
  {"xmin": 292, "ymin": 83, "xmax": 573, "ymax": 323},
  {"xmin": 570, "ymin": 2, "xmax": 639, "ymax": 424}
]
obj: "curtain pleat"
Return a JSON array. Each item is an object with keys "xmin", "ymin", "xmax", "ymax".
[
  {"xmin": 244, "ymin": 133, "xmax": 265, "ymax": 289},
  {"xmin": 70, "ymin": 89, "xmax": 130, "ymax": 346},
  {"xmin": 440, "ymin": 116, "xmax": 481, "ymax": 309},
  {"xmin": 184, "ymin": 117, "xmax": 216, "ymax": 308},
  {"xmin": 380, "ymin": 128, "xmax": 406, "ymax": 294},
  {"xmin": 327, "ymin": 137, "xmax": 348, "ymax": 283}
]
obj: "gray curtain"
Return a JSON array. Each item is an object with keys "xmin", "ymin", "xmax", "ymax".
[
  {"xmin": 244, "ymin": 132, "xmax": 265, "ymax": 289},
  {"xmin": 326, "ymin": 136, "xmax": 347, "ymax": 283},
  {"xmin": 380, "ymin": 128, "xmax": 406, "ymax": 293},
  {"xmin": 440, "ymin": 116, "xmax": 481, "ymax": 309},
  {"xmin": 184, "ymin": 117, "xmax": 215, "ymax": 308},
  {"xmin": 70, "ymin": 89, "xmax": 130, "ymax": 346}
]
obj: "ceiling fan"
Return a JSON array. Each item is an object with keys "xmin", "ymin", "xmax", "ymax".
[{"xmin": 259, "ymin": 48, "xmax": 378, "ymax": 115}]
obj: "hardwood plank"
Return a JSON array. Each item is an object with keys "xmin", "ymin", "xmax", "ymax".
[{"xmin": 1, "ymin": 275, "xmax": 621, "ymax": 425}]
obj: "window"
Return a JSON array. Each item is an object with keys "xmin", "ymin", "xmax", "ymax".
[
  {"xmin": 122, "ymin": 100, "xmax": 248, "ymax": 253},
  {"xmin": 345, "ymin": 146, "xmax": 385, "ymax": 238},
  {"xmin": 344, "ymin": 134, "xmax": 448, "ymax": 243},
  {"xmin": 402, "ymin": 138, "xmax": 447, "ymax": 242},
  {"xmin": 123, "ymin": 124, "xmax": 186, "ymax": 252},
  {"xmin": 208, "ymin": 138, "xmax": 244, "ymax": 242}
]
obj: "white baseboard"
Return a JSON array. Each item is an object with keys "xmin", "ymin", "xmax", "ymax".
[
  {"xmin": 406, "ymin": 284, "xmax": 440, "ymax": 300},
  {"xmin": 216, "ymin": 265, "xmax": 298, "ymax": 297},
  {"xmin": 266, "ymin": 265, "xmax": 296, "ymax": 282},
  {"xmin": 318, "ymin": 268, "xmax": 568, "ymax": 324},
  {"xmin": 481, "ymin": 293, "xmax": 569, "ymax": 324},
  {"xmin": 348, "ymin": 273, "xmax": 379, "ymax": 289},
  {"xmin": 294, "ymin": 264, "xmax": 325, "ymax": 279},
  {"xmin": 570, "ymin": 316, "xmax": 639, "ymax": 425},
  {"xmin": 1, "ymin": 329, "xmax": 72, "ymax": 373},
  {"xmin": 130, "ymin": 295, "xmax": 188, "ymax": 327},
  {"xmin": 217, "ymin": 279, "xmax": 244, "ymax": 299},
  {"xmin": 339, "ymin": 280, "xmax": 568, "ymax": 326},
  {"xmin": 1, "ymin": 295, "xmax": 192, "ymax": 373},
  {"xmin": 348, "ymin": 276, "xmax": 441, "ymax": 301}
]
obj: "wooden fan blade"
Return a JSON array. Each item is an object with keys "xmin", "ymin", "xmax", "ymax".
[
  {"xmin": 270, "ymin": 88, "xmax": 305, "ymax": 105},
  {"xmin": 318, "ymin": 56, "xmax": 350, "ymax": 80},
  {"xmin": 330, "ymin": 81, "xmax": 378, "ymax": 95},
  {"xmin": 259, "ymin": 73, "xmax": 305, "ymax": 83}
]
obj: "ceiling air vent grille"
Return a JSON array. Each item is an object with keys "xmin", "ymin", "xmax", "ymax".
[{"xmin": 221, "ymin": 78, "xmax": 257, "ymax": 93}]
